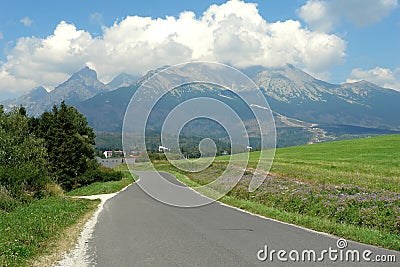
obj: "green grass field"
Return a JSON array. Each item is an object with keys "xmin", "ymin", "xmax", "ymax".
[
  {"xmin": 217, "ymin": 134, "xmax": 400, "ymax": 191},
  {"xmin": 66, "ymin": 169, "xmax": 136, "ymax": 196},
  {"xmin": 136, "ymin": 135, "xmax": 400, "ymax": 250}
]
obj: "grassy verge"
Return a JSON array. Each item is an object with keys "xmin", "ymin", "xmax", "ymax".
[
  {"xmin": 172, "ymin": 171, "xmax": 400, "ymax": 251},
  {"xmin": 0, "ymin": 197, "xmax": 99, "ymax": 267},
  {"xmin": 66, "ymin": 166, "xmax": 136, "ymax": 196},
  {"xmin": 140, "ymin": 135, "xmax": 400, "ymax": 251},
  {"xmin": 0, "ymin": 164, "xmax": 137, "ymax": 266}
]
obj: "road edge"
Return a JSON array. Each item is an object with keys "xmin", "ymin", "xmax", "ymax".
[{"xmin": 54, "ymin": 183, "xmax": 133, "ymax": 267}]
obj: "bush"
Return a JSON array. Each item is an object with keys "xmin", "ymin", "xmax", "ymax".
[
  {"xmin": 45, "ymin": 183, "xmax": 64, "ymax": 197},
  {"xmin": 0, "ymin": 107, "xmax": 50, "ymax": 205},
  {"xmin": 0, "ymin": 164, "xmax": 49, "ymax": 200},
  {"xmin": 0, "ymin": 186, "xmax": 19, "ymax": 211},
  {"xmin": 75, "ymin": 167, "xmax": 123, "ymax": 189}
]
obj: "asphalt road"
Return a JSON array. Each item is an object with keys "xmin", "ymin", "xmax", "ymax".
[{"xmin": 87, "ymin": 171, "xmax": 399, "ymax": 266}]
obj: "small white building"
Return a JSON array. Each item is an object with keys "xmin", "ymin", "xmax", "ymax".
[
  {"xmin": 158, "ymin": 146, "xmax": 169, "ymax": 152},
  {"xmin": 103, "ymin": 151, "xmax": 113, "ymax": 158}
]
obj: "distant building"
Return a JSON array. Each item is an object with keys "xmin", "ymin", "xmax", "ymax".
[
  {"xmin": 103, "ymin": 151, "xmax": 113, "ymax": 158},
  {"xmin": 158, "ymin": 146, "xmax": 169, "ymax": 152}
]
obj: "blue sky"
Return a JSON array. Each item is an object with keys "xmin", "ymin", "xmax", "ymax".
[{"xmin": 0, "ymin": 0, "xmax": 399, "ymax": 100}]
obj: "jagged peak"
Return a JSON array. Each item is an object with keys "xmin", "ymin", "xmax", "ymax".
[
  {"xmin": 108, "ymin": 73, "xmax": 137, "ymax": 83},
  {"xmin": 25, "ymin": 86, "xmax": 48, "ymax": 95},
  {"xmin": 113, "ymin": 72, "xmax": 134, "ymax": 79},
  {"xmin": 260, "ymin": 64, "xmax": 315, "ymax": 81},
  {"xmin": 69, "ymin": 66, "xmax": 98, "ymax": 81},
  {"xmin": 106, "ymin": 73, "xmax": 138, "ymax": 90},
  {"xmin": 52, "ymin": 66, "xmax": 104, "ymax": 92}
]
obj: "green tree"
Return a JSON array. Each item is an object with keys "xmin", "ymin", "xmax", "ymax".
[
  {"xmin": 0, "ymin": 107, "xmax": 49, "ymax": 201},
  {"xmin": 32, "ymin": 102, "xmax": 96, "ymax": 190}
]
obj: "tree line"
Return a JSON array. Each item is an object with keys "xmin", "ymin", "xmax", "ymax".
[{"xmin": 0, "ymin": 102, "xmax": 121, "ymax": 210}]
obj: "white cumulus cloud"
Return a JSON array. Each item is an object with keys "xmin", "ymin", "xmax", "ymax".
[
  {"xmin": 298, "ymin": 0, "xmax": 398, "ymax": 32},
  {"xmin": 0, "ymin": 0, "xmax": 347, "ymax": 96},
  {"xmin": 20, "ymin": 16, "xmax": 33, "ymax": 27},
  {"xmin": 347, "ymin": 67, "xmax": 400, "ymax": 91}
]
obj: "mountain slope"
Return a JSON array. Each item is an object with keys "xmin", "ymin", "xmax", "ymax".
[
  {"xmin": 250, "ymin": 65, "xmax": 400, "ymax": 130},
  {"xmin": 1, "ymin": 86, "xmax": 49, "ymax": 114},
  {"xmin": 76, "ymin": 64, "xmax": 400, "ymax": 133}
]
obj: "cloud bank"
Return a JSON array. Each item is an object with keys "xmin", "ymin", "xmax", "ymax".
[
  {"xmin": 0, "ymin": 0, "xmax": 347, "ymax": 95},
  {"xmin": 347, "ymin": 67, "xmax": 400, "ymax": 91},
  {"xmin": 298, "ymin": 0, "xmax": 398, "ymax": 32}
]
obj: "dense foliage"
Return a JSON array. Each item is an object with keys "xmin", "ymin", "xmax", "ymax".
[
  {"xmin": 0, "ymin": 106, "xmax": 50, "ymax": 209},
  {"xmin": 76, "ymin": 167, "xmax": 123, "ymax": 187},
  {"xmin": 0, "ymin": 102, "xmax": 123, "ymax": 210},
  {"xmin": 29, "ymin": 101, "xmax": 96, "ymax": 190}
]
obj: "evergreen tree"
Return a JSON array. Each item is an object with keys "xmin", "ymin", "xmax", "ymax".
[{"xmin": 32, "ymin": 102, "xmax": 96, "ymax": 190}]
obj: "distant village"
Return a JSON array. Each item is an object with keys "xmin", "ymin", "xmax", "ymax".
[{"xmin": 97, "ymin": 150, "xmax": 140, "ymax": 168}]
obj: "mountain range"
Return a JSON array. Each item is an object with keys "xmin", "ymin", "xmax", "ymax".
[
  {"xmin": 1, "ymin": 64, "xmax": 399, "ymax": 148},
  {"xmin": 1, "ymin": 67, "xmax": 138, "ymax": 116}
]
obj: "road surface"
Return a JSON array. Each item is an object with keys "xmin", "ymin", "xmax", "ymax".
[{"xmin": 87, "ymin": 171, "xmax": 399, "ymax": 266}]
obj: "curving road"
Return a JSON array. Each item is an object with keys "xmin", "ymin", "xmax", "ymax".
[{"xmin": 87, "ymin": 171, "xmax": 399, "ymax": 266}]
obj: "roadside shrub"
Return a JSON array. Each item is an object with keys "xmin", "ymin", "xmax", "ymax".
[
  {"xmin": 0, "ymin": 107, "xmax": 50, "ymax": 204},
  {"xmin": 0, "ymin": 186, "xmax": 19, "ymax": 211},
  {"xmin": 74, "ymin": 167, "xmax": 123, "ymax": 189},
  {"xmin": 0, "ymin": 163, "xmax": 49, "ymax": 200},
  {"xmin": 45, "ymin": 183, "xmax": 64, "ymax": 197}
]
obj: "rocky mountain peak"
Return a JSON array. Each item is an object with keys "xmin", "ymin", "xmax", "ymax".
[
  {"xmin": 256, "ymin": 64, "xmax": 318, "ymax": 84},
  {"xmin": 106, "ymin": 73, "xmax": 138, "ymax": 90},
  {"xmin": 253, "ymin": 65, "xmax": 328, "ymax": 103},
  {"xmin": 26, "ymin": 86, "xmax": 49, "ymax": 98},
  {"xmin": 70, "ymin": 66, "xmax": 98, "ymax": 80}
]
